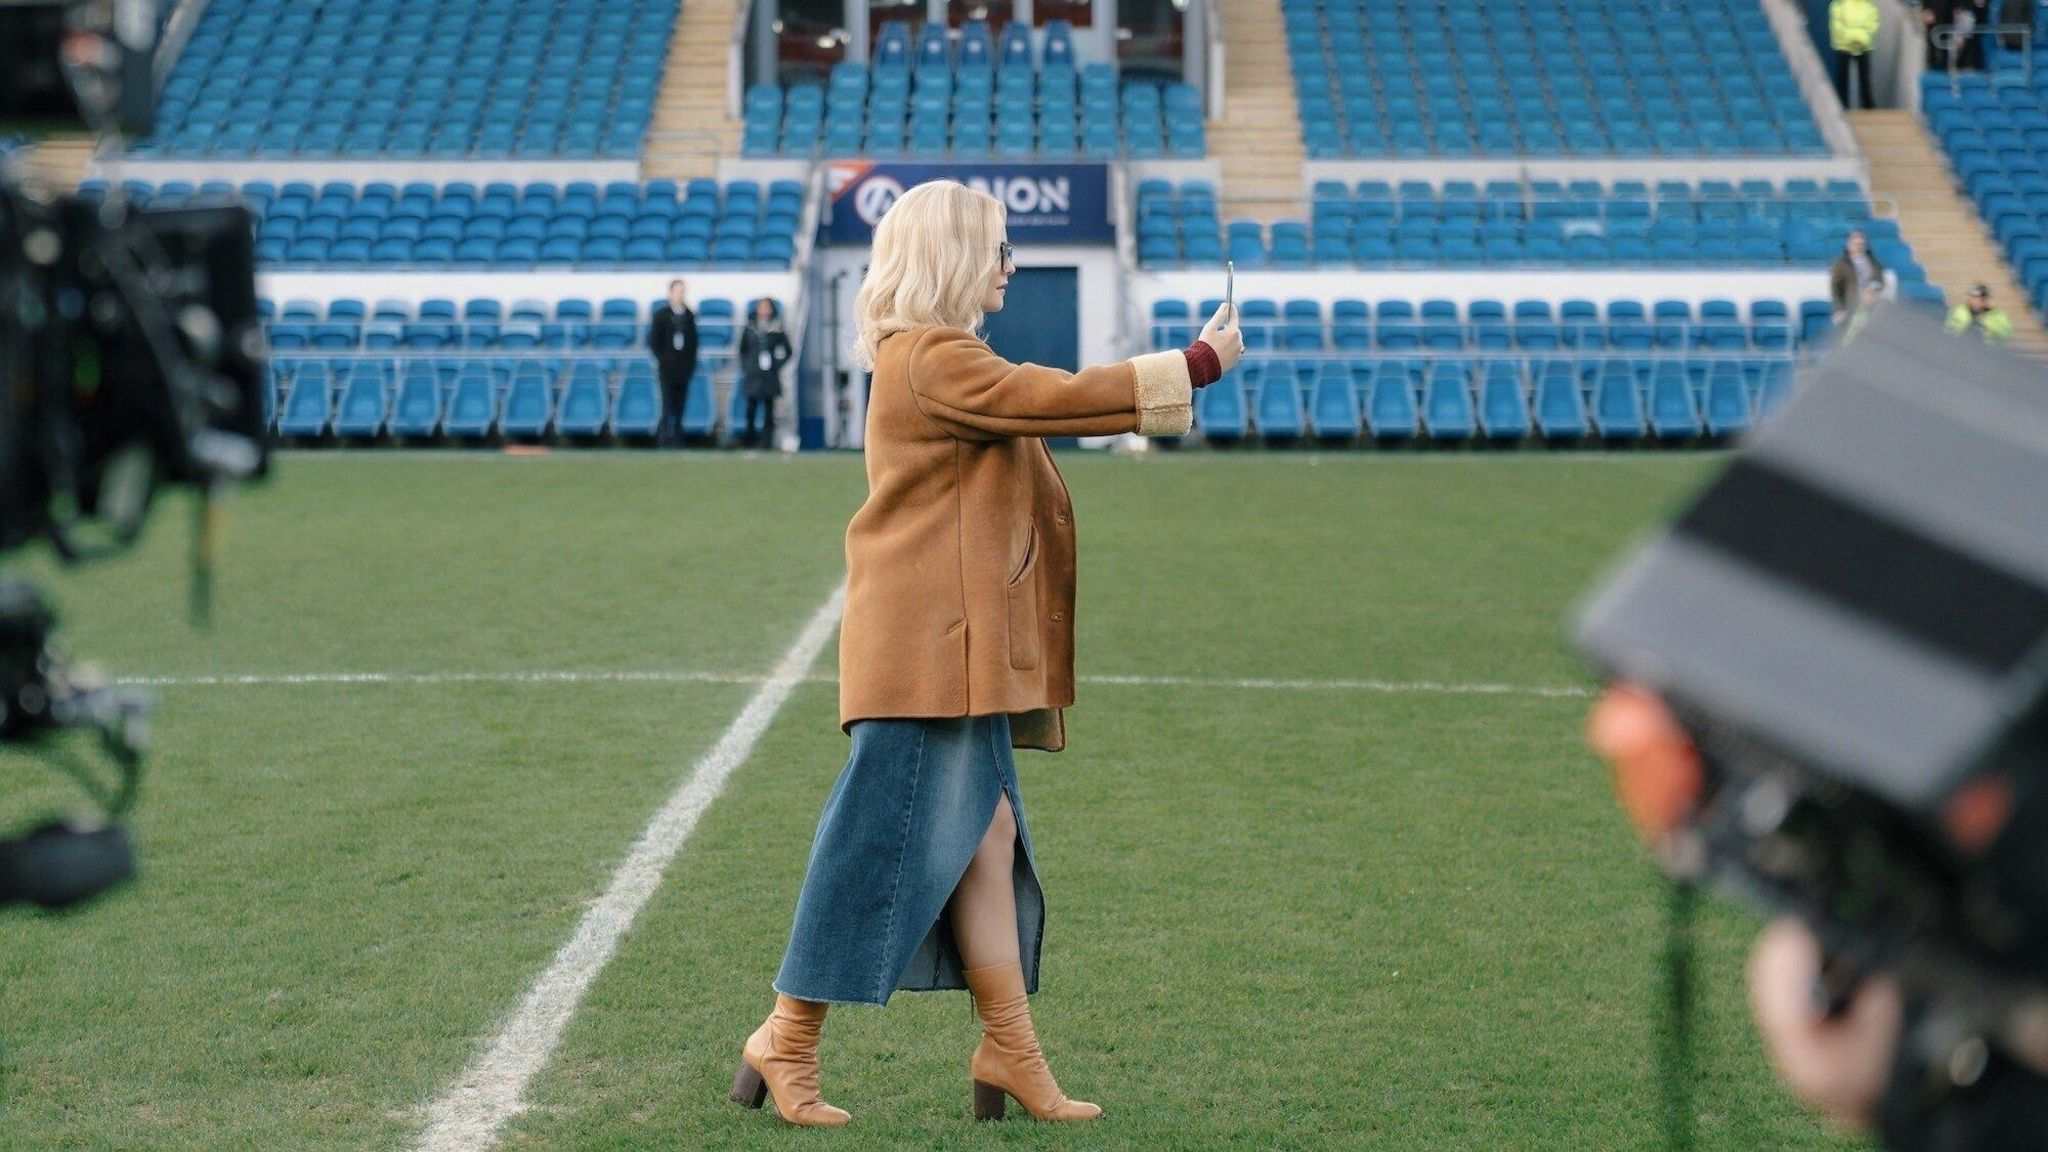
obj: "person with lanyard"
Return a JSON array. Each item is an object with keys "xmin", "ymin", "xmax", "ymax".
[
  {"xmin": 736, "ymin": 297, "xmax": 793, "ymax": 448},
  {"xmin": 647, "ymin": 279, "xmax": 699, "ymax": 447}
]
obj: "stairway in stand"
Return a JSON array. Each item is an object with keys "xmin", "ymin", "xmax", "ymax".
[
  {"xmin": 643, "ymin": 0, "xmax": 742, "ymax": 183},
  {"xmin": 1210, "ymin": 0, "xmax": 1306, "ymax": 225},
  {"xmin": 1852, "ymin": 108, "xmax": 2048, "ymax": 356},
  {"xmin": 8, "ymin": 135, "xmax": 97, "ymax": 193}
]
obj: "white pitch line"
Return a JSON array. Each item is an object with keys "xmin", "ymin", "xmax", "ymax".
[
  {"xmin": 407, "ymin": 580, "xmax": 847, "ymax": 1152},
  {"xmin": 115, "ymin": 669, "xmax": 776, "ymax": 688},
  {"xmin": 1080, "ymin": 673, "xmax": 1594, "ymax": 699},
  {"xmin": 114, "ymin": 668, "xmax": 1592, "ymax": 699}
]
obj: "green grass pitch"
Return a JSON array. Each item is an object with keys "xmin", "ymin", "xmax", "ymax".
[{"xmin": 0, "ymin": 452, "xmax": 1866, "ymax": 1151}]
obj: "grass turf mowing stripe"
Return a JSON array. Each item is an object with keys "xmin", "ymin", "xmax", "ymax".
[
  {"xmin": 116, "ymin": 670, "xmax": 1594, "ymax": 698},
  {"xmin": 408, "ymin": 580, "xmax": 846, "ymax": 1152}
]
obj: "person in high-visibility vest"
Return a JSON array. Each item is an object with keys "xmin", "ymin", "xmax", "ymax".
[
  {"xmin": 1946, "ymin": 283, "xmax": 2015, "ymax": 343},
  {"xmin": 1831, "ymin": 0, "xmax": 1882, "ymax": 109}
]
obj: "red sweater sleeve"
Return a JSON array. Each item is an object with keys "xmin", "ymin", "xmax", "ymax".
[{"xmin": 1182, "ymin": 341, "xmax": 1222, "ymax": 388}]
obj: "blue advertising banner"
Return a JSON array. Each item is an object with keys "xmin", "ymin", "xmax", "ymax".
[{"xmin": 823, "ymin": 161, "xmax": 1113, "ymax": 245}]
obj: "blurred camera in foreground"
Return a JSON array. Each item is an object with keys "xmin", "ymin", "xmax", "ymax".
[
  {"xmin": 1577, "ymin": 306, "xmax": 2048, "ymax": 1149},
  {"xmin": 2, "ymin": 0, "xmax": 267, "ymax": 915}
]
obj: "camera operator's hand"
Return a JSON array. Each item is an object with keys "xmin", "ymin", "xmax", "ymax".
[{"xmin": 1749, "ymin": 918, "xmax": 1903, "ymax": 1132}]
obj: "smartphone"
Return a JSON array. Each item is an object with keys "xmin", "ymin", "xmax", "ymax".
[{"xmin": 1224, "ymin": 260, "xmax": 1234, "ymax": 321}]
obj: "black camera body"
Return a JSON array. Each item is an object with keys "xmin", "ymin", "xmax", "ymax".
[
  {"xmin": 1577, "ymin": 307, "xmax": 2048, "ymax": 1066},
  {"xmin": 1, "ymin": 0, "xmax": 266, "ymax": 912}
]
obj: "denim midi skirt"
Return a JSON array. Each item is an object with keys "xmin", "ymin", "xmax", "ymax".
[{"xmin": 774, "ymin": 714, "xmax": 1045, "ymax": 1006}]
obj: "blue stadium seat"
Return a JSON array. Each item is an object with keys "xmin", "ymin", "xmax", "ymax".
[
  {"xmin": 1256, "ymin": 370, "xmax": 1305, "ymax": 440},
  {"xmin": 1478, "ymin": 362, "xmax": 1530, "ymax": 439},
  {"xmin": 1423, "ymin": 362, "xmax": 1475, "ymax": 439},
  {"xmin": 278, "ymin": 365, "xmax": 332, "ymax": 436},
  {"xmin": 1366, "ymin": 366, "xmax": 1418, "ymax": 438},
  {"xmin": 1704, "ymin": 360, "xmax": 1753, "ymax": 437},
  {"xmin": 1648, "ymin": 362, "xmax": 1701, "ymax": 438},
  {"xmin": 1534, "ymin": 361, "xmax": 1587, "ymax": 439},
  {"xmin": 613, "ymin": 365, "xmax": 662, "ymax": 436},
  {"xmin": 1197, "ymin": 376, "xmax": 1248, "ymax": 441},
  {"xmin": 390, "ymin": 363, "xmax": 442, "ymax": 437},
  {"xmin": 332, "ymin": 362, "xmax": 389, "ymax": 436},
  {"xmin": 557, "ymin": 364, "xmax": 610, "ymax": 436},
  {"xmin": 680, "ymin": 369, "xmax": 716, "ymax": 437},
  {"xmin": 1593, "ymin": 361, "xmax": 1648, "ymax": 439},
  {"xmin": 444, "ymin": 365, "xmax": 498, "ymax": 439},
  {"xmin": 1310, "ymin": 363, "xmax": 1360, "ymax": 439}
]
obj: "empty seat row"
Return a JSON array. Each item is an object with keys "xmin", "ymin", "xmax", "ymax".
[
  {"xmin": 1187, "ymin": 356, "xmax": 1798, "ymax": 443},
  {"xmin": 1284, "ymin": 0, "xmax": 1826, "ymax": 157},
  {"xmin": 1137, "ymin": 181, "xmax": 1923, "ymax": 277},
  {"xmin": 79, "ymin": 180, "xmax": 802, "ymax": 270},
  {"xmin": 1149, "ymin": 297, "xmax": 1838, "ymax": 350},
  {"xmin": 271, "ymin": 357, "xmax": 774, "ymax": 442},
  {"xmin": 139, "ymin": 0, "xmax": 676, "ymax": 158},
  {"xmin": 262, "ymin": 296, "xmax": 754, "ymax": 352},
  {"xmin": 748, "ymin": 46, "xmax": 1203, "ymax": 158},
  {"xmin": 1924, "ymin": 70, "xmax": 2048, "ymax": 317}
]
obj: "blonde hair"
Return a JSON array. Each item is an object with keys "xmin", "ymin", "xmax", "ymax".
[{"xmin": 851, "ymin": 181, "xmax": 1006, "ymax": 370}]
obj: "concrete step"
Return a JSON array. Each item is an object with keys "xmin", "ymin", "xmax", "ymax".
[
  {"xmin": 1212, "ymin": 0, "xmax": 1305, "ymax": 222},
  {"xmin": 1851, "ymin": 108, "xmax": 2048, "ymax": 352},
  {"xmin": 643, "ymin": 0, "xmax": 741, "ymax": 180}
]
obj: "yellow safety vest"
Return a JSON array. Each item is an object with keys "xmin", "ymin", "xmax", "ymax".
[
  {"xmin": 1947, "ymin": 304, "xmax": 2014, "ymax": 342},
  {"xmin": 1831, "ymin": 0, "xmax": 1881, "ymax": 55}
]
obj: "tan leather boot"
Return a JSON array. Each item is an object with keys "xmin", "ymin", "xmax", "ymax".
[
  {"xmin": 729, "ymin": 994, "xmax": 852, "ymax": 1127},
  {"xmin": 963, "ymin": 961, "xmax": 1102, "ymax": 1122}
]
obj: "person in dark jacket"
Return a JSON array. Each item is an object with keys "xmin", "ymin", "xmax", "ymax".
[
  {"xmin": 1831, "ymin": 230, "xmax": 1887, "ymax": 324},
  {"xmin": 647, "ymin": 279, "xmax": 699, "ymax": 446},
  {"xmin": 736, "ymin": 297, "xmax": 793, "ymax": 448}
]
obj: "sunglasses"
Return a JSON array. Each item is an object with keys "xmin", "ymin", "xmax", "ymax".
[{"xmin": 997, "ymin": 241, "xmax": 1015, "ymax": 271}]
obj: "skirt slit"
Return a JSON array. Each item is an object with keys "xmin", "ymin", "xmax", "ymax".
[{"xmin": 773, "ymin": 714, "xmax": 1045, "ymax": 1006}]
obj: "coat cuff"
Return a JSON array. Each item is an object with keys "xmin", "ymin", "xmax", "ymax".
[{"xmin": 1129, "ymin": 350, "xmax": 1194, "ymax": 436}]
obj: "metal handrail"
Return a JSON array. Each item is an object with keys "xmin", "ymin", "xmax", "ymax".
[
  {"xmin": 1146, "ymin": 192, "xmax": 1904, "ymax": 225},
  {"xmin": 1144, "ymin": 319, "xmax": 1809, "ymax": 348},
  {"xmin": 1931, "ymin": 23, "xmax": 2034, "ymax": 89},
  {"xmin": 728, "ymin": 0, "xmax": 756, "ymax": 120},
  {"xmin": 639, "ymin": 129, "xmax": 739, "ymax": 177}
]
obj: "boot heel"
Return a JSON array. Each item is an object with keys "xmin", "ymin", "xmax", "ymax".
[
  {"xmin": 973, "ymin": 1080, "xmax": 1008, "ymax": 1121},
  {"xmin": 729, "ymin": 1060, "xmax": 768, "ymax": 1109}
]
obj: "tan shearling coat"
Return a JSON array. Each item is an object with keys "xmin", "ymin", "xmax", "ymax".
[{"xmin": 839, "ymin": 326, "xmax": 1196, "ymax": 752}]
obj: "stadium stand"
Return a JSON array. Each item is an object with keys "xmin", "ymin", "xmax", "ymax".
[
  {"xmin": 743, "ymin": 20, "xmax": 1204, "ymax": 158},
  {"xmin": 269, "ymin": 349, "xmax": 702, "ymax": 443},
  {"xmin": 262, "ymin": 293, "xmax": 753, "ymax": 442},
  {"xmin": 1281, "ymin": 0, "xmax": 1826, "ymax": 158},
  {"xmin": 1924, "ymin": 64, "xmax": 2048, "ymax": 318},
  {"xmin": 80, "ymin": 179, "xmax": 803, "ymax": 269},
  {"xmin": 1136, "ymin": 179, "xmax": 1924, "ymax": 277},
  {"xmin": 1149, "ymin": 295, "xmax": 1814, "ymax": 443},
  {"xmin": 136, "ymin": 0, "xmax": 678, "ymax": 158},
  {"xmin": 1181, "ymin": 352, "xmax": 1798, "ymax": 445}
]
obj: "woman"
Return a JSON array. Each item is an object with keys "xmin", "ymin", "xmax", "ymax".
[
  {"xmin": 737, "ymin": 297, "xmax": 793, "ymax": 448},
  {"xmin": 728, "ymin": 180, "xmax": 1241, "ymax": 1127},
  {"xmin": 1829, "ymin": 230, "xmax": 1885, "ymax": 326}
]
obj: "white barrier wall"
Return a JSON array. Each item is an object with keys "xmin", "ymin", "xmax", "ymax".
[
  {"xmin": 812, "ymin": 244, "xmax": 1126, "ymax": 370},
  {"xmin": 1130, "ymin": 269, "xmax": 1834, "ymax": 317},
  {"xmin": 102, "ymin": 159, "xmax": 643, "ymax": 184},
  {"xmin": 257, "ymin": 271, "xmax": 801, "ymax": 310}
]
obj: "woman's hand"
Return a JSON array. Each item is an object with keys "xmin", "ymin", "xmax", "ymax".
[{"xmin": 1198, "ymin": 303, "xmax": 1243, "ymax": 374}]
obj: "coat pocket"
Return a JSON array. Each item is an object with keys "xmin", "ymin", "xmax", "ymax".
[{"xmin": 1006, "ymin": 526, "xmax": 1041, "ymax": 671}]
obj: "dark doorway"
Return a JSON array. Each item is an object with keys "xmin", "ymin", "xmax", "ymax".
[{"xmin": 981, "ymin": 266, "xmax": 1080, "ymax": 370}]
